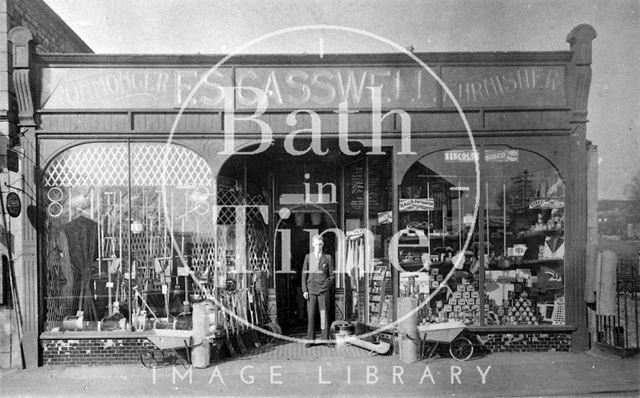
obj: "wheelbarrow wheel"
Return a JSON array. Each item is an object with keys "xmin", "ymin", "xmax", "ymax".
[
  {"xmin": 449, "ymin": 337, "xmax": 474, "ymax": 361},
  {"xmin": 140, "ymin": 350, "xmax": 158, "ymax": 368}
]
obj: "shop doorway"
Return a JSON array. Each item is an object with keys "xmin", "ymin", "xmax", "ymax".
[{"xmin": 217, "ymin": 139, "xmax": 371, "ymax": 335}]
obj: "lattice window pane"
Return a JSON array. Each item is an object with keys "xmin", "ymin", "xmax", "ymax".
[
  {"xmin": 44, "ymin": 143, "xmax": 128, "ymax": 187},
  {"xmin": 132, "ymin": 144, "xmax": 213, "ymax": 187}
]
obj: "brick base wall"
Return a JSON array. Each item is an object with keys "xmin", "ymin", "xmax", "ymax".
[
  {"xmin": 40, "ymin": 331, "xmax": 572, "ymax": 365},
  {"xmin": 477, "ymin": 332, "xmax": 571, "ymax": 352},
  {"xmin": 42, "ymin": 338, "xmax": 157, "ymax": 366}
]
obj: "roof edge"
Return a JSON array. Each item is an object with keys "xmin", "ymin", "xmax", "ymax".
[{"xmin": 36, "ymin": 51, "xmax": 573, "ymax": 67}]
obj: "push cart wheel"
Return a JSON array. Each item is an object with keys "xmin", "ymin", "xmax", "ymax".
[
  {"xmin": 449, "ymin": 337, "xmax": 474, "ymax": 361},
  {"xmin": 140, "ymin": 350, "xmax": 158, "ymax": 368}
]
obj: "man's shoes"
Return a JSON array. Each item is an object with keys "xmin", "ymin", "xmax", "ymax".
[
  {"xmin": 326, "ymin": 343, "xmax": 336, "ymax": 348},
  {"xmin": 304, "ymin": 342, "xmax": 314, "ymax": 348}
]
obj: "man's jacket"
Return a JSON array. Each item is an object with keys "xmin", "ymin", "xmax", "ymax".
[{"xmin": 301, "ymin": 252, "xmax": 334, "ymax": 294}]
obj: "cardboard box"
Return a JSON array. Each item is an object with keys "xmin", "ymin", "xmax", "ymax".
[
  {"xmin": 463, "ymin": 292, "xmax": 471, "ymax": 299},
  {"xmin": 457, "ymin": 285, "xmax": 466, "ymax": 292}
]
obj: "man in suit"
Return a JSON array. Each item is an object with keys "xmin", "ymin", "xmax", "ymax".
[{"xmin": 302, "ymin": 235, "xmax": 335, "ymax": 347}]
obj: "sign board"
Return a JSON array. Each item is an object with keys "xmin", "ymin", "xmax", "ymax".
[
  {"xmin": 444, "ymin": 150, "xmax": 478, "ymax": 162},
  {"xmin": 442, "ymin": 66, "xmax": 566, "ymax": 107},
  {"xmin": 6, "ymin": 149, "xmax": 19, "ymax": 172},
  {"xmin": 529, "ymin": 198, "xmax": 565, "ymax": 209},
  {"xmin": 40, "ymin": 68, "xmax": 233, "ymax": 109},
  {"xmin": 445, "ymin": 149, "xmax": 519, "ymax": 163},
  {"xmin": 485, "ymin": 149, "xmax": 519, "ymax": 162},
  {"xmin": 6, "ymin": 192, "xmax": 21, "ymax": 218},
  {"xmin": 235, "ymin": 67, "xmax": 438, "ymax": 109},
  {"xmin": 41, "ymin": 65, "xmax": 567, "ymax": 111},
  {"xmin": 399, "ymin": 198, "xmax": 435, "ymax": 211},
  {"xmin": 40, "ymin": 66, "xmax": 439, "ymax": 110}
]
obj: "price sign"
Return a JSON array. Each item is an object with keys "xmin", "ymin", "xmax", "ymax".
[{"xmin": 6, "ymin": 192, "xmax": 21, "ymax": 218}]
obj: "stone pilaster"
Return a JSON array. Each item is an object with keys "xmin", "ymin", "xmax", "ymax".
[
  {"xmin": 564, "ymin": 24, "xmax": 597, "ymax": 351},
  {"xmin": 8, "ymin": 25, "xmax": 38, "ymax": 368}
]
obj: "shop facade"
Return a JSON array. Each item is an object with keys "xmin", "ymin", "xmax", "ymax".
[{"xmin": 8, "ymin": 24, "xmax": 596, "ymax": 367}]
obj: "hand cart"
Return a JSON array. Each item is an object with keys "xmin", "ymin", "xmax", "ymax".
[
  {"xmin": 140, "ymin": 329, "xmax": 197, "ymax": 368},
  {"xmin": 417, "ymin": 321, "xmax": 475, "ymax": 361}
]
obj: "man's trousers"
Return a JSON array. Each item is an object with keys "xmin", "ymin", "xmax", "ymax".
[{"xmin": 306, "ymin": 291, "xmax": 330, "ymax": 341}]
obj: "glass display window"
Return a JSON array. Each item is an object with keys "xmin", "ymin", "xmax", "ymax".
[
  {"xmin": 41, "ymin": 142, "xmax": 270, "ymax": 332},
  {"xmin": 398, "ymin": 146, "xmax": 565, "ymax": 328},
  {"xmin": 366, "ymin": 153, "xmax": 393, "ymax": 325},
  {"xmin": 399, "ymin": 149, "xmax": 481, "ymax": 326},
  {"xmin": 482, "ymin": 148, "xmax": 565, "ymax": 326}
]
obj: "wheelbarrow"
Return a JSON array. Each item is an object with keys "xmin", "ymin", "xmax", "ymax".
[
  {"xmin": 141, "ymin": 329, "xmax": 197, "ymax": 368},
  {"xmin": 417, "ymin": 321, "xmax": 475, "ymax": 361}
]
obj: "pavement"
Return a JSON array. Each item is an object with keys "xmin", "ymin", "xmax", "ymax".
[{"xmin": 1, "ymin": 343, "xmax": 639, "ymax": 397}]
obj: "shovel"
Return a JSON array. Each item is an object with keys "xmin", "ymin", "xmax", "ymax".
[
  {"xmin": 247, "ymin": 289, "xmax": 261, "ymax": 347},
  {"xmin": 239, "ymin": 291, "xmax": 259, "ymax": 348},
  {"xmin": 226, "ymin": 295, "xmax": 245, "ymax": 355},
  {"xmin": 231, "ymin": 294, "xmax": 247, "ymax": 354},
  {"xmin": 222, "ymin": 307, "xmax": 236, "ymax": 357}
]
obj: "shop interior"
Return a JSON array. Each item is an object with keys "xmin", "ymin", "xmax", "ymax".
[
  {"xmin": 41, "ymin": 141, "xmax": 565, "ymax": 337},
  {"xmin": 397, "ymin": 147, "xmax": 566, "ymax": 328}
]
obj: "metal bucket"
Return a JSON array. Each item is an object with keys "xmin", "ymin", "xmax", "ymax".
[
  {"xmin": 62, "ymin": 315, "xmax": 84, "ymax": 331},
  {"xmin": 331, "ymin": 321, "xmax": 353, "ymax": 348}
]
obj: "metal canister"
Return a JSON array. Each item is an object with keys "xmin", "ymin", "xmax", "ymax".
[{"xmin": 331, "ymin": 321, "xmax": 353, "ymax": 348}]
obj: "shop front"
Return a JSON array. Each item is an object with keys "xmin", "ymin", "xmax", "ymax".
[{"xmin": 8, "ymin": 24, "xmax": 596, "ymax": 366}]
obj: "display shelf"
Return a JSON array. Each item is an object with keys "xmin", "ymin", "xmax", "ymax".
[
  {"xmin": 467, "ymin": 324, "xmax": 576, "ymax": 333},
  {"xmin": 522, "ymin": 258, "xmax": 564, "ymax": 265},
  {"xmin": 428, "ymin": 233, "xmax": 459, "ymax": 239},
  {"xmin": 484, "ymin": 258, "xmax": 563, "ymax": 272},
  {"xmin": 41, "ymin": 330, "xmax": 154, "ymax": 339},
  {"xmin": 368, "ymin": 262, "xmax": 391, "ymax": 324},
  {"xmin": 516, "ymin": 229, "xmax": 564, "ymax": 239}
]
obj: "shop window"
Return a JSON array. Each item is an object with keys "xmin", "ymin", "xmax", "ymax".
[
  {"xmin": 483, "ymin": 148, "xmax": 565, "ymax": 326},
  {"xmin": 399, "ymin": 149, "xmax": 480, "ymax": 326},
  {"xmin": 398, "ymin": 147, "xmax": 565, "ymax": 327},
  {"xmin": 366, "ymin": 154, "xmax": 393, "ymax": 325},
  {"xmin": 42, "ymin": 142, "xmax": 269, "ymax": 332}
]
